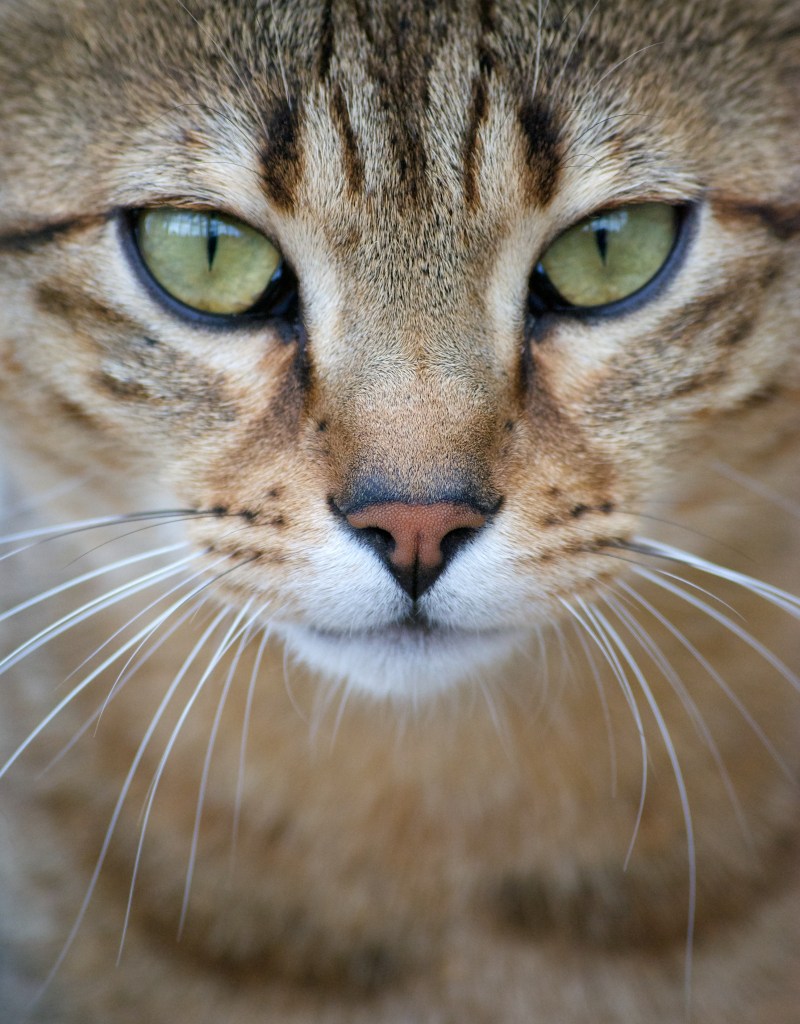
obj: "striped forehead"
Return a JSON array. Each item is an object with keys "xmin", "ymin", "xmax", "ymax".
[{"xmin": 254, "ymin": 3, "xmax": 564, "ymax": 216}]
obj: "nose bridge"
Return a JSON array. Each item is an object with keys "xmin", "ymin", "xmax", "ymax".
[
  {"xmin": 309, "ymin": 253, "xmax": 508, "ymax": 508},
  {"xmin": 323, "ymin": 360, "xmax": 503, "ymax": 511}
]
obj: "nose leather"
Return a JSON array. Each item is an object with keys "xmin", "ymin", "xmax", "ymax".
[{"xmin": 345, "ymin": 501, "xmax": 487, "ymax": 600}]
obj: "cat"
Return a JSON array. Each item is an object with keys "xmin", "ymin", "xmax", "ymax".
[{"xmin": 0, "ymin": 0, "xmax": 799, "ymax": 1020}]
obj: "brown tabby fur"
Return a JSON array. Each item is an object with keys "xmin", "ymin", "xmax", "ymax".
[{"xmin": 0, "ymin": 0, "xmax": 799, "ymax": 1020}]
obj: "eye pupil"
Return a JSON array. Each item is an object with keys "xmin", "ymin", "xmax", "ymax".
[
  {"xmin": 206, "ymin": 220, "xmax": 219, "ymax": 270},
  {"xmin": 595, "ymin": 226, "xmax": 609, "ymax": 263}
]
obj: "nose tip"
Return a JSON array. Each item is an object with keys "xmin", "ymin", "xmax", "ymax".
[{"xmin": 345, "ymin": 501, "xmax": 488, "ymax": 600}]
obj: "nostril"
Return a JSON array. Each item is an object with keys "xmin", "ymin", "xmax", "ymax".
[
  {"xmin": 440, "ymin": 526, "xmax": 481, "ymax": 564},
  {"xmin": 359, "ymin": 526, "xmax": 395, "ymax": 559}
]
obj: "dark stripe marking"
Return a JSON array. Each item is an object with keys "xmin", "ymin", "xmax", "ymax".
[
  {"xmin": 318, "ymin": 0, "xmax": 335, "ymax": 79},
  {"xmin": 0, "ymin": 213, "xmax": 109, "ymax": 252},
  {"xmin": 329, "ymin": 84, "xmax": 365, "ymax": 195},
  {"xmin": 260, "ymin": 98, "xmax": 303, "ymax": 212},
  {"xmin": 712, "ymin": 196, "xmax": 800, "ymax": 241},
  {"xmin": 518, "ymin": 97, "xmax": 561, "ymax": 206},
  {"xmin": 463, "ymin": 72, "xmax": 489, "ymax": 210}
]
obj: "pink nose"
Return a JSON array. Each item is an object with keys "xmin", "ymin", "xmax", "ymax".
[{"xmin": 345, "ymin": 501, "xmax": 487, "ymax": 598}]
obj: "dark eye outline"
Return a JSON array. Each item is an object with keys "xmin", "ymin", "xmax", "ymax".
[
  {"xmin": 120, "ymin": 208, "xmax": 300, "ymax": 331},
  {"xmin": 528, "ymin": 202, "xmax": 696, "ymax": 322}
]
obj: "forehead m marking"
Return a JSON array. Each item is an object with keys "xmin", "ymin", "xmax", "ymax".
[
  {"xmin": 260, "ymin": 97, "xmax": 303, "ymax": 212},
  {"xmin": 518, "ymin": 96, "xmax": 562, "ymax": 206},
  {"xmin": 328, "ymin": 83, "xmax": 365, "ymax": 196}
]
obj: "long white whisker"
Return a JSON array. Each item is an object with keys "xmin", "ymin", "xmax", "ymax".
[
  {"xmin": 230, "ymin": 619, "xmax": 271, "ymax": 875},
  {"xmin": 120, "ymin": 605, "xmax": 245, "ymax": 959},
  {"xmin": 569, "ymin": 616, "xmax": 618, "ymax": 796},
  {"xmin": 67, "ymin": 559, "xmax": 221, "ymax": 686},
  {"xmin": 0, "ymin": 542, "xmax": 190, "ymax": 627},
  {"xmin": 631, "ymin": 566, "xmax": 800, "ymax": 695},
  {"xmin": 606, "ymin": 591, "xmax": 749, "ymax": 843},
  {"xmin": 29, "ymin": 604, "xmax": 231, "ymax": 1006},
  {"xmin": 0, "ymin": 510, "xmax": 199, "ymax": 560},
  {"xmin": 615, "ymin": 578, "xmax": 793, "ymax": 782},
  {"xmin": 0, "ymin": 557, "xmax": 238, "ymax": 780},
  {"xmin": 593, "ymin": 600, "xmax": 696, "ymax": 1011},
  {"xmin": 0, "ymin": 553, "xmax": 201, "ymax": 679},
  {"xmin": 178, "ymin": 600, "xmax": 259, "ymax": 937},
  {"xmin": 38, "ymin": 597, "xmax": 209, "ymax": 779},
  {"xmin": 571, "ymin": 597, "xmax": 648, "ymax": 869},
  {"xmin": 631, "ymin": 536, "xmax": 800, "ymax": 617}
]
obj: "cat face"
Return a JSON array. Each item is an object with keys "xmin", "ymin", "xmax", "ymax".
[{"xmin": 0, "ymin": 0, "xmax": 798, "ymax": 698}]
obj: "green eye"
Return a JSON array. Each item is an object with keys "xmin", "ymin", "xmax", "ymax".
[
  {"xmin": 535, "ymin": 203, "xmax": 680, "ymax": 310},
  {"xmin": 135, "ymin": 208, "xmax": 283, "ymax": 315}
]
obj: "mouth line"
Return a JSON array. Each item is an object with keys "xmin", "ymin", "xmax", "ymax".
[{"xmin": 306, "ymin": 618, "xmax": 510, "ymax": 644}]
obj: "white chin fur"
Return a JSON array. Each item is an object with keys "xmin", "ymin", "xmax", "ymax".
[{"xmin": 277, "ymin": 623, "xmax": 521, "ymax": 701}]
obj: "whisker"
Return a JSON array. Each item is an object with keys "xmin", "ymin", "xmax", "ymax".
[
  {"xmin": 1, "ymin": 569, "xmax": 203, "ymax": 780},
  {"xmin": 569, "ymin": 616, "xmax": 618, "ymax": 796},
  {"xmin": 552, "ymin": 0, "xmax": 601, "ymax": 94},
  {"xmin": 64, "ymin": 511, "xmax": 237, "ymax": 566},
  {"xmin": 712, "ymin": 460, "xmax": 800, "ymax": 519},
  {"xmin": 0, "ymin": 556, "xmax": 251, "ymax": 779},
  {"xmin": 628, "ymin": 536, "xmax": 800, "ymax": 617},
  {"xmin": 179, "ymin": 600, "xmax": 260, "ymax": 937},
  {"xmin": 598, "ymin": 545, "xmax": 745, "ymax": 619},
  {"xmin": 0, "ymin": 509, "xmax": 203, "ymax": 558},
  {"xmin": 65, "ymin": 558, "xmax": 223, "ymax": 686},
  {"xmin": 606, "ymin": 590, "xmax": 749, "ymax": 843},
  {"xmin": 0, "ymin": 541, "xmax": 190, "ymax": 627},
  {"xmin": 37, "ymin": 596, "xmax": 209, "ymax": 779},
  {"xmin": 570, "ymin": 596, "xmax": 649, "ymax": 870},
  {"xmin": 631, "ymin": 566, "xmax": 800, "ymax": 695},
  {"xmin": 121, "ymin": 603, "xmax": 253, "ymax": 958},
  {"xmin": 586, "ymin": 41, "xmax": 664, "ymax": 96},
  {"xmin": 614, "ymin": 578, "xmax": 793, "ymax": 783},
  {"xmin": 230, "ymin": 620, "xmax": 271, "ymax": 875},
  {"xmin": 0, "ymin": 553, "xmax": 201, "ymax": 680},
  {"xmin": 26, "ymin": 602, "xmax": 235, "ymax": 1009},
  {"xmin": 593, "ymin": 600, "xmax": 696, "ymax": 1011}
]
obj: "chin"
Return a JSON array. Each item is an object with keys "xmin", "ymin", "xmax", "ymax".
[{"xmin": 277, "ymin": 620, "xmax": 522, "ymax": 701}]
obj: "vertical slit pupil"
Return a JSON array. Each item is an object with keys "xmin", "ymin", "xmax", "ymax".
[
  {"xmin": 596, "ymin": 226, "xmax": 608, "ymax": 263},
  {"xmin": 207, "ymin": 218, "xmax": 219, "ymax": 270}
]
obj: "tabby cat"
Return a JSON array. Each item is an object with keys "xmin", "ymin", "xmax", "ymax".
[{"xmin": 0, "ymin": 0, "xmax": 798, "ymax": 1021}]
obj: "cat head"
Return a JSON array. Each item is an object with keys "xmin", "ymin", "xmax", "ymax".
[{"xmin": 1, "ymin": 0, "xmax": 798, "ymax": 697}]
